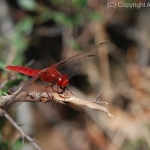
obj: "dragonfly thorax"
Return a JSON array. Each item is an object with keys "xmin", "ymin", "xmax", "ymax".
[{"xmin": 57, "ymin": 74, "xmax": 69, "ymax": 87}]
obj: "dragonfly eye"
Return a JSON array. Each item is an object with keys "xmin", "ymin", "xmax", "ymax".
[{"xmin": 57, "ymin": 75, "xmax": 69, "ymax": 87}]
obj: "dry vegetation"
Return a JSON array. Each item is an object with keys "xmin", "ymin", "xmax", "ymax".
[{"xmin": 1, "ymin": 0, "xmax": 150, "ymax": 150}]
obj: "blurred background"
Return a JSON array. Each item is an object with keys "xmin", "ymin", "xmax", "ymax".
[{"xmin": 1, "ymin": 0, "xmax": 150, "ymax": 150}]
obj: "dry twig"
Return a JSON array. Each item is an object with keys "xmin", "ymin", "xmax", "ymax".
[
  {"xmin": 0, "ymin": 108, "xmax": 42, "ymax": 150},
  {"xmin": 0, "ymin": 90, "xmax": 113, "ymax": 117}
]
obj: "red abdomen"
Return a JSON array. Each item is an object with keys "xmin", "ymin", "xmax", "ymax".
[{"xmin": 6, "ymin": 66, "xmax": 41, "ymax": 77}]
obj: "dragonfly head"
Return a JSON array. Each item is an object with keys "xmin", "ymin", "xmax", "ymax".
[{"xmin": 57, "ymin": 74, "xmax": 69, "ymax": 88}]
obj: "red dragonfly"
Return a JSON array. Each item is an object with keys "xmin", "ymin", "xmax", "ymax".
[{"xmin": 5, "ymin": 42, "xmax": 107, "ymax": 109}]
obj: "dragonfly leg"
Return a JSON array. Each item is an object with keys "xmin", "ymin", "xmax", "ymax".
[
  {"xmin": 54, "ymin": 86, "xmax": 74, "ymax": 99},
  {"xmin": 56, "ymin": 84, "xmax": 61, "ymax": 94},
  {"xmin": 45, "ymin": 83, "xmax": 56, "ymax": 99},
  {"xmin": 55, "ymin": 85, "xmax": 65, "ymax": 98},
  {"xmin": 65, "ymin": 86, "xmax": 74, "ymax": 96},
  {"xmin": 60, "ymin": 86, "xmax": 74, "ymax": 96}
]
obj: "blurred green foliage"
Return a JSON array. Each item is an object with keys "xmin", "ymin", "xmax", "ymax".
[
  {"xmin": 123, "ymin": 139, "xmax": 149, "ymax": 150},
  {"xmin": 0, "ymin": 0, "xmax": 103, "ymax": 65},
  {"xmin": 0, "ymin": 76, "xmax": 23, "ymax": 96},
  {"xmin": 11, "ymin": 140, "xmax": 23, "ymax": 150},
  {"xmin": 72, "ymin": 0, "xmax": 88, "ymax": 7},
  {"xmin": 18, "ymin": 0, "xmax": 37, "ymax": 11},
  {"xmin": 0, "ymin": 132, "xmax": 22, "ymax": 150},
  {"xmin": 125, "ymin": 0, "xmax": 134, "ymax": 3}
]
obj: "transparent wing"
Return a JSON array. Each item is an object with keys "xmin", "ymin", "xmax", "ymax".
[
  {"xmin": 53, "ymin": 42, "xmax": 108, "ymax": 78},
  {"xmin": 4, "ymin": 71, "xmax": 44, "ymax": 111}
]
